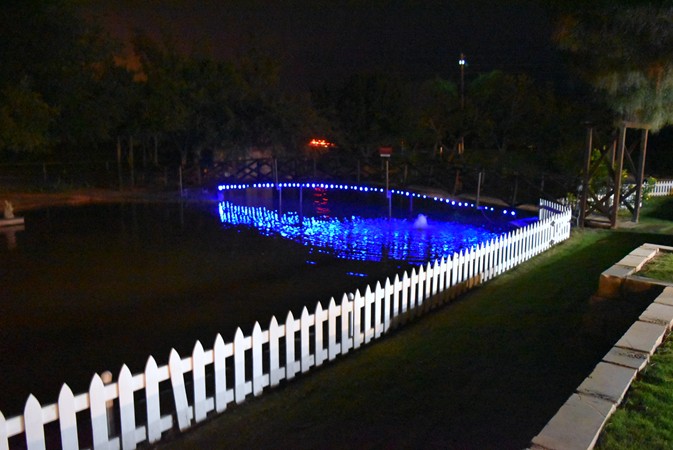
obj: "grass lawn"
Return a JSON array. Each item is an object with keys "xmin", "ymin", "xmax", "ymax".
[
  {"xmin": 593, "ymin": 199, "xmax": 673, "ymax": 449},
  {"xmin": 638, "ymin": 251, "xmax": 673, "ymax": 283},
  {"xmin": 596, "ymin": 336, "xmax": 673, "ymax": 450},
  {"xmin": 155, "ymin": 197, "xmax": 673, "ymax": 449}
]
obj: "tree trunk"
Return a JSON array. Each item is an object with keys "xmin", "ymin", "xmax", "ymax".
[{"xmin": 128, "ymin": 135, "xmax": 135, "ymax": 188}]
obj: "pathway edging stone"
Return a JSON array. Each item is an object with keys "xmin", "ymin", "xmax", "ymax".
[{"xmin": 530, "ymin": 243, "xmax": 673, "ymax": 450}]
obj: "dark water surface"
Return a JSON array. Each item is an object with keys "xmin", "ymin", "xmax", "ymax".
[
  {"xmin": 0, "ymin": 192, "xmax": 521, "ymax": 416},
  {"xmin": 0, "ymin": 201, "xmax": 410, "ymax": 415}
]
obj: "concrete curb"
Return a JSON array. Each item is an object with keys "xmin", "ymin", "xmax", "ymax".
[{"xmin": 530, "ymin": 243, "xmax": 673, "ymax": 450}]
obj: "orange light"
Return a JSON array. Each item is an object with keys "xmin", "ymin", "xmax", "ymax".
[{"xmin": 309, "ymin": 139, "xmax": 334, "ymax": 148}]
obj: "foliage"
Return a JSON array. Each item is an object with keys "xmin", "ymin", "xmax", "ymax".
[
  {"xmin": 458, "ymin": 70, "xmax": 585, "ymax": 177},
  {"xmin": 554, "ymin": 3, "xmax": 673, "ymax": 131},
  {"xmin": 413, "ymin": 77, "xmax": 461, "ymax": 156},
  {"xmin": 0, "ymin": 0, "xmax": 130, "ymax": 155},
  {"xmin": 131, "ymin": 33, "xmax": 322, "ymax": 166},
  {"xmin": 313, "ymin": 72, "xmax": 412, "ymax": 159},
  {"xmin": 0, "ymin": 1, "xmax": 621, "ymax": 186},
  {"xmin": 0, "ymin": 82, "xmax": 56, "ymax": 153}
]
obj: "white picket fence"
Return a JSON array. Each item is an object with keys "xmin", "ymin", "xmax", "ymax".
[
  {"xmin": 0, "ymin": 201, "xmax": 572, "ymax": 450},
  {"xmin": 651, "ymin": 179, "xmax": 673, "ymax": 197},
  {"xmin": 539, "ymin": 198, "xmax": 566, "ymax": 221}
]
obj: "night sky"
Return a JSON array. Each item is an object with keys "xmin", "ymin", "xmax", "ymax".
[{"xmin": 85, "ymin": 0, "xmax": 563, "ymax": 90}]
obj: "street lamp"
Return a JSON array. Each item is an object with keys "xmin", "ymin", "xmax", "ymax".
[
  {"xmin": 459, "ymin": 53, "xmax": 466, "ymax": 110},
  {"xmin": 458, "ymin": 53, "xmax": 466, "ymax": 155}
]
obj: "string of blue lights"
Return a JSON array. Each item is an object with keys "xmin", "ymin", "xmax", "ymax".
[{"xmin": 216, "ymin": 182, "xmax": 518, "ymax": 216}]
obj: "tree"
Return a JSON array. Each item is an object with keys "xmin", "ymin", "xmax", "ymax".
[
  {"xmin": 457, "ymin": 70, "xmax": 586, "ymax": 177},
  {"xmin": 315, "ymin": 72, "xmax": 411, "ymax": 159},
  {"xmin": 0, "ymin": 81, "xmax": 56, "ymax": 154},
  {"xmin": 0, "ymin": 0, "xmax": 131, "ymax": 155},
  {"xmin": 554, "ymin": 3, "xmax": 673, "ymax": 131},
  {"xmin": 132, "ymin": 32, "xmax": 237, "ymax": 166},
  {"xmin": 414, "ymin": 77, "xmax": 461, "ymax": 157}
]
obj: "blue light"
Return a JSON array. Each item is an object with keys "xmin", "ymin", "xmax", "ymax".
[
  {"xmin": 215, "ymin": 182, "xmax": 522, "ymax": 218},
  {"xmin": 217, "ymin": 195, "xmax": 517, "ymax": 264}
]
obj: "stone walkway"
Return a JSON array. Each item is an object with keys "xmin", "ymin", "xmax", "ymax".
[{"xmin": 530, "ymin": 244, "xmax": 673, "ymax": 450}]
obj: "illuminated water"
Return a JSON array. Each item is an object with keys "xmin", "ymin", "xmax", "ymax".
[
  {"xmin": 218, "ymin": 186, "xmax": 524, "ymax": 264},
  {"xmin": 0, "ymin": 191, "xmax": 527, "ymax": 416}
]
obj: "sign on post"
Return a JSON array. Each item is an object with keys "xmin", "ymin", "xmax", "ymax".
[{"xmin": 379, "ymin": 146, "xmax": 392, "ymax": 158}]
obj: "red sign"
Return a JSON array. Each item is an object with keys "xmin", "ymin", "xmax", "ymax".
[{"xmin": 379, "ymin": 146, "xmax": 393, "ymax": 157}]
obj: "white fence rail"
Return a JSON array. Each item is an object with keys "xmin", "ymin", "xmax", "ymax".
[
  {"xmin": 1, "ymin": 201, "xmax": 572, "ymax": 450},
  {"xmin": 651, "ymin": 179, "xmax": 673, "ymax": 197}
]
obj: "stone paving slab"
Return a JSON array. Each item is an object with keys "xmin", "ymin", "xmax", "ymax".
[
  {"xmin": 655, "ymin": 287, "xmax": 673, "ymax": 306},
  {"xmin": 576, "ymin": 362, "xmax": 638, "ymax": 404},
  {"xmin": 617, "ymin": 255, "xmax": 650, "ymax": 270},
  {"xmin": 602, "ymin": 346, "xmax": 650, "ymax": 371},
  {"xmin": 615, "ymin": 320, "xmax": 667, "ymax": 355},
  {"xmin": 602, "ymin": 265, "xmax": 635, "ymax": 278},
  {"xmin": 639, "ymin": 302, "xmax": 673, "ymax": 329},
  {"xmin": 628, "ymin": 247, "xmax": 658, "ymax": 259},
  {"xmin": 531, "ymin": 393, "xmax": 616, "ymax": 450},
  {"xmin": 643, "ymin": 243, "xmax": 673, "ymax": 252},
  {"xmin": 598, "ymin": 266, "xmax": 633, "ymax": 298}
]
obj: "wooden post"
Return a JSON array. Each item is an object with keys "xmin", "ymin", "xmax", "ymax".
[
  {"xmin": 179, "ymin": 165, "xmax": 183, "ymax": 197},
  {"xmin": 610, "ymin": 125, "xmax": 627, "ymax": 228},
  {"xmin": 579, "ymin": 126, "xmax": 592, "ymax": 228},
  {"xmin": 117, "ymin": 137, "xmax": 123, "ymax": 190},
  {"xmin": 511, "ymin": 175, "xmax": 518, "ymax": 205},
  {"xmin": 128, "ymin": 136, "xmax": 135, "ymax": 188},
  {"xmin": 632, "ymin": 128, "xmax": 649, "ymax": 223}
]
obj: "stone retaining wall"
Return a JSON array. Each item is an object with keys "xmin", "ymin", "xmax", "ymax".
[{"xmin": 530, "ymin": 244, "xmax": 673, "ymax": 450}]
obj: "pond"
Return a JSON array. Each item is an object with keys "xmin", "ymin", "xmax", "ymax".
[
  {"xmin": 0, "ymin": 188, "xmax": 529, "ymax": 416},
  {"xmin": 217, "ymin": 184, "xmax": 523, "ymax": 264}
]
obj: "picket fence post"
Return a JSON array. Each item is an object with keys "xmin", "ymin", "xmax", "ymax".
[
  {"xmin": 285, "ymin": 312, "xmax": 299, "ymax": 380},
  {"xmin": 374, "ymin": 281, "xmax": 384, "ymax": 338},
  {"xmin": 24, "ymin": 395, "xmax": 45, "ymax": 450},
  {"xmin": 268, "ymin": 317, "xmax": 284, "ymax": 387},
  {"xmin": 419, "ymin": 265, "xmax": 428, "ymax": 306},
  {"xmin": 168, "ymin": 350, "xmax": 190, "ymax": 431},
  {"xmin": 393, "ymin": 273, "xmax": 401, "ymax": 320},
  {"xmin": 252, "ymin": 323, "xmax": 269, "ymax": 395},
  {"xmin": 384, "ymin": 278, "xmax": 393, "ymax": 332},
  {"xmin": 56, "ymin": 385, "xmax": 78, "ymax": 449},
  {"xmin": 300, "ymin": 307, "xmax": 314, "ymax": 373},
  {"xmin": 117, "ymin": 365, "xmax": 137, "ymax": 449},
  {"xmin": 410, "ymin": 267, "xmax": 419, "ymax": 311},
  {"xmin": 353, "ymin": 290, "xmax": 364, "ymax": 349},
  {"xmin": 364, "ymin": 286, "xmax": 374, "ymax": 344},
  {"xmin": 400, "ymin": 272, "xmax": 410, "ymax": 317},
  {"xmin": 144, "ymin": 356, "xmax": 163, "ymax": 442},
  {"xmin": 315, "ymin": 302, "xmax": 329, "ymax": 367},
  {"xmin": 328, "ymin": 298, "xmax": 340, "ymax": 360},
  {"xmin": 340, "ymin": 294, "xmax": 353, "ymax": 355}
]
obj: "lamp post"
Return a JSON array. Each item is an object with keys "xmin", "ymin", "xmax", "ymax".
[
  {"xmin": 380, "ymin": 146, "xmax": 393, "ymax": 219},
  {"xmin": 459, "ymin": 53, "xmax": 466, "ymax": 110},
  {"xmin": 458, "ymin": 53, "xmax": 466, "ymax": 155}
]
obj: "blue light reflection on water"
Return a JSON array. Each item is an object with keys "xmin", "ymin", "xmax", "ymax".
[{"xmin": 217, "ymin": 187, "xmax": 519, "ymax": 264}]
